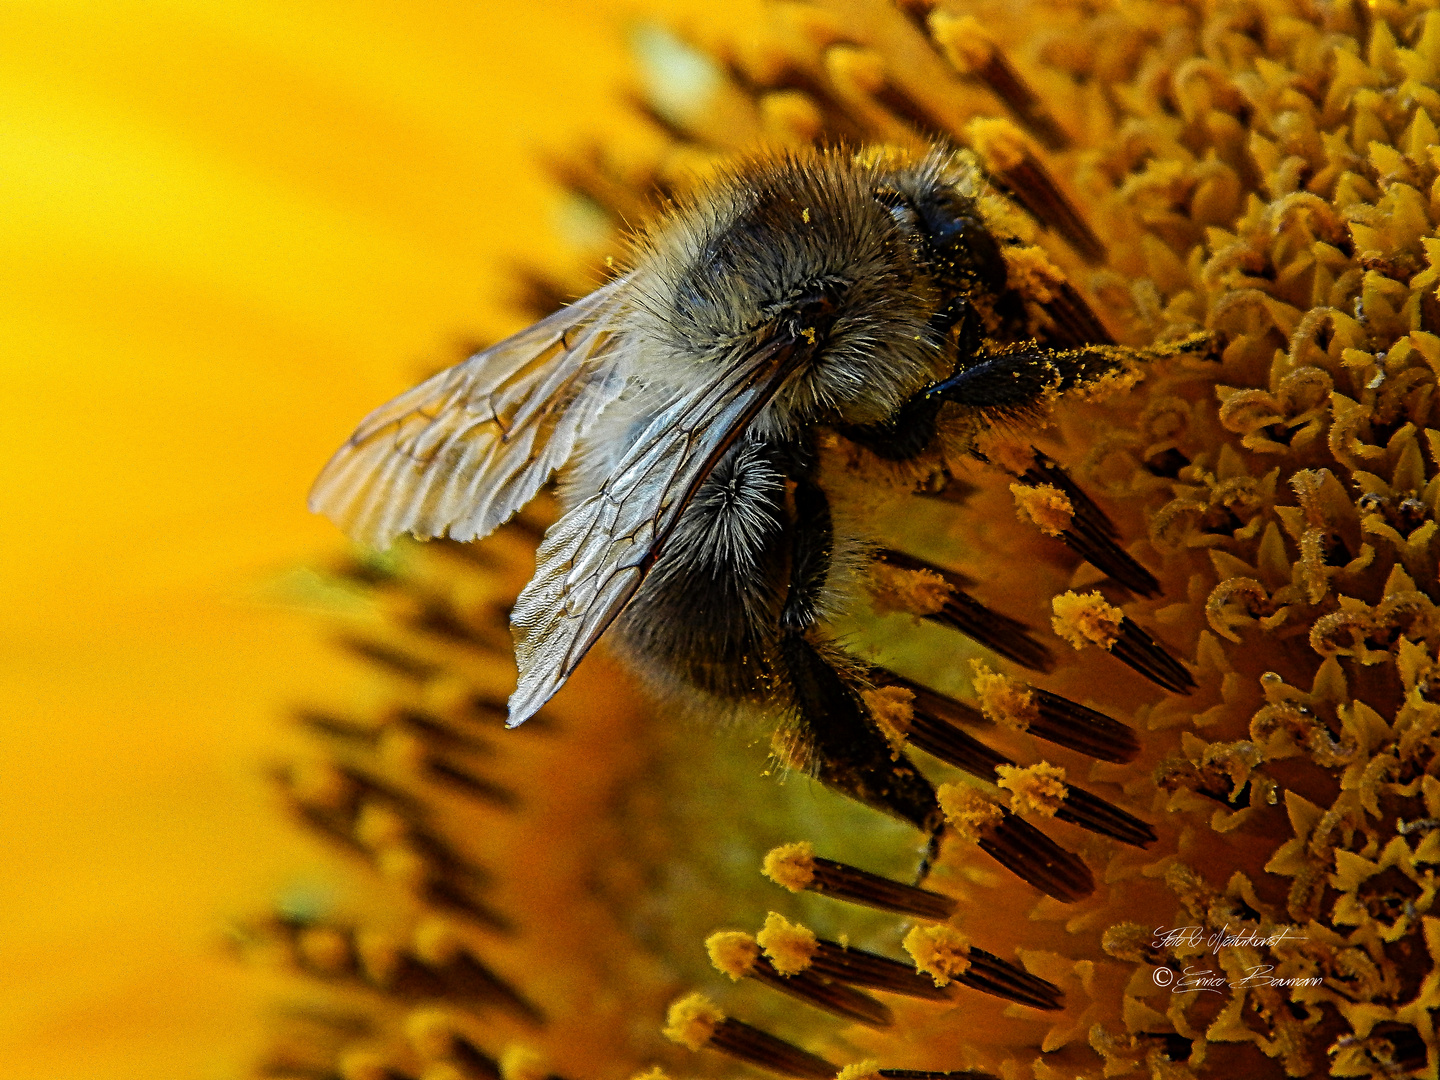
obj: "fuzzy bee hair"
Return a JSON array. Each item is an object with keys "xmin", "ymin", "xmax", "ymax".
[
  {"xmin": 620, "ymin": 149, "xmax": 967, "ymax": 437},
  {"xmin": 311, "ymin": 144, "xmax": 1144, "ymax": 832}
]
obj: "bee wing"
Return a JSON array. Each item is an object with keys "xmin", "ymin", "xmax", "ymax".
[
  {"xmin": 506, "ymin": 336, "xmax": 806, "ymax": 726},
  {"xmin": 309, "ymin": 280, "xmax": 633, "ymax": 548}
]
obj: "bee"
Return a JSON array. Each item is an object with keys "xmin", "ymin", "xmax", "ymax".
[{"xmin": 311, "ymin": 147, "xmax": 1145, "ymax": 836}]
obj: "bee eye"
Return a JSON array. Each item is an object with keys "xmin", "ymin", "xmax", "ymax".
[
  {"xmin": 912, "ymin": 190, "xmax": 1008, "ymax": 293},
  {"xmin": 874, "ymin": 186, "xmax": 1005, "ymax": 293}
]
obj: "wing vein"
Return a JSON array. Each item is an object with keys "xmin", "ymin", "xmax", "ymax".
[
  {"xmin": 309, "ymin": 279, "xmax": 633, "ymax": 548},
  {"xmin": 507, "ymin": 336, "xmax": 806, "ymax": 725}
]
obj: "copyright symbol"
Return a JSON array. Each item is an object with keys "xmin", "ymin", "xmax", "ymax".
[{"xmin": 1152, "ymin": 967, "xmax": 1174, "ymax": 987}]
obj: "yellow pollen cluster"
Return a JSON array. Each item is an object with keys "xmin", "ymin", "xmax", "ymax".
[
  {"xmin": 862, "ymin": 684, "xmax": 916, "ymax": 757},
  {"xmin": 970, "ymin": 659, "xmax": 1041, "ymax": 730},
  {"xmin": 704, "ymin": 930, "xmax": 760, "ymax": 979},
  {"xmin": 937, "ymin": 781, "xmax": 1004, "ymax": 843},
  {"xmin": 755, "ymin": 912, "xmax": 818, "ymax": 976},
  {"xmin": 996, "ymin": 762, "xmax": 1067, "ymax": 817},
  {"xmin": 1050, "ymin": 589, "xmax": 1125, "ymax": 650},
  {"xmin": 866, "ymin": 561, "xmax": 954, "ymax": 617},
  {"xmin": 662, "ymin": 993, "xmax": 723, "ymax": 1051},
  {"xmin": 903, "ymin": 924, "xmax": 973, "ymax": 987},
  {"xmin": 998, "ymin": 241, "xmax": 1066, "ymax": 305},
  {"xmin": 1011, "ymin": 480, "xmax": 1075, "ymax": 536},
  {"xmin": 966, "ymin": 115, "xmax": 1030, "ymax": 174},
  {"xmin": 761, "ymin": 839, "xmax": 818, "ymax": 891}
]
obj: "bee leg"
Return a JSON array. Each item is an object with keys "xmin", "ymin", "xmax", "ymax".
[
  {"xmin": 839, "ymin": 338, "xmax": 1130, "ymax": 461},
  {"xmin": 778, "ymin": 475, "xmax": 942, "ymax": 833},
  {"xmin": 921, "ymin": 340, "xmax": 1128, "ymax": 412},
  {"xmin": 922, "ymin": 331, "xmax": 1216, "ymax": 415},
  {"xmin": 778, "ymin": 633, "xmax": 942, "ymax": 832}
]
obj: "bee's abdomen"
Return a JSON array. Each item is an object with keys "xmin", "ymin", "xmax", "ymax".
[{"xmin": 613, "ymin": 439, "xmax": 790, "ymax": 703}]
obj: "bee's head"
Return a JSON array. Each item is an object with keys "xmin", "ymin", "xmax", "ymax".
[{"xmin": 628, "ymin": 148, "xmax": 1007, "ymax": 438}]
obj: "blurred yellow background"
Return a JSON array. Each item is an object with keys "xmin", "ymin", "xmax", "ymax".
[{"xmin": 0, "ymin": 2, "xmax": 742, "ymax": 1075}]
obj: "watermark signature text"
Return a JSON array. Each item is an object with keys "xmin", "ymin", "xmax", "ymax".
[
  {"xmin": 1148, "ymin": 925, "xmax": 1319, "ymax": 993},
  {"xmin": 1152, "ymin": 924, "xmax": 1307, "ymax": 954},
  {"xmin": 1152, "ymin": 964, "xmax": 1322, "ymax": 992}
]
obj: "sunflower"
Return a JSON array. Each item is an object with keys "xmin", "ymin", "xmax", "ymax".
[{"xmin": 240, "ymin": 2, "xmax": 1440, "ymax": 1079}]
